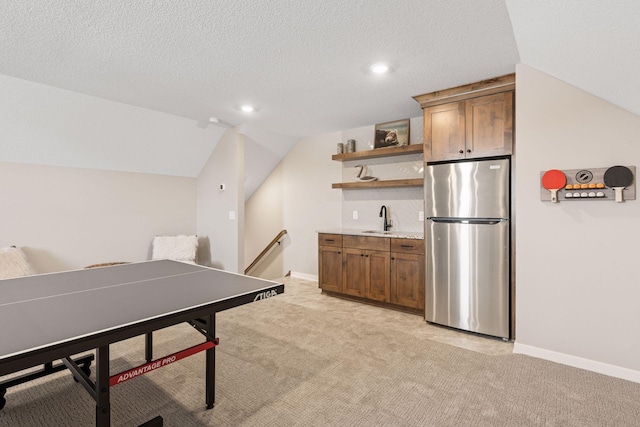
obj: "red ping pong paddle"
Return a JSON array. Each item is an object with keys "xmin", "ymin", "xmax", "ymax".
[
  {"xmin": 542, "ymin": 169, "xmax": 566, "ymax": 203},
  {"xmin": 604, "ymin": 165, "xmax": 633, "ymax": 202}
]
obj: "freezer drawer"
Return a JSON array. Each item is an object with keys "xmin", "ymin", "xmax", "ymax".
[{"xmin": 425, "ymin": 219, "xmax": 509, "ymax": 339}]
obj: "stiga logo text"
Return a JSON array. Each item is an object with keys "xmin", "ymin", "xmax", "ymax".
[{"xmin": 254, "ymin": 289, "xmax": 278, "ymax": 301}]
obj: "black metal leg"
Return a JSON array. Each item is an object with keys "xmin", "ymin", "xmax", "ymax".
[
  {"xmin": 2, "ymin": 355, "xmax": 94, "ymax": 407},
  {"xmin": 95, "ymin": 346, "xmax": 110, "ymax": 427},
  {"xmin": 205, "ymin": 314, "xmax": 216, "ymax": 409},
  {"xmin": 145, "ymin": 333, "xmax": 153, "ymax": 363},
  {"xmin": 139, "ymin": 415, "xmax": 163, "ymax": 426}
]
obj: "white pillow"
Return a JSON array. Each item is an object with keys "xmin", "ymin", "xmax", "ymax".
[
  {"xmin": 0, "ymin": 246, "xmax": 32, "ymax": 279},
  {"xmin": 152, "ymin": 235, "xmax": 198, "ymax": 262}
]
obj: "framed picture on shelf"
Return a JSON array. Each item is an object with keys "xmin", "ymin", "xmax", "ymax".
[{"xmin": 374, "ymin": 119, "xmax": 410, "ymax": 149}]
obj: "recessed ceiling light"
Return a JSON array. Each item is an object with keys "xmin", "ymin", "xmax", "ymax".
[
  {"xmin": 371, "ymin": 63, "xmax": 390, "ymax": 74},
  {"xmin": 240, "ymin": 105, "xmax": 254, "ymax": 113}
]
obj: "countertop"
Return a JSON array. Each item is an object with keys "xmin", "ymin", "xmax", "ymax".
[{"xmin": 317, "ymin": 228, "xmax": 424, "ymax": 240}]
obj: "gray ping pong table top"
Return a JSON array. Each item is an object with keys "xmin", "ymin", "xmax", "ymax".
[{"xmin": 0, "ymin": 260, "xmax": 282, "ymax": 361}]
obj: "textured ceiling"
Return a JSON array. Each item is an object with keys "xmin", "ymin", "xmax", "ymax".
[
  {"xmin": 0, "ymin": 0, "xmax": 518, "ymax": 140},
  {"xmin": 1, "ymin": 1, "xmax": 638, "ymax": 179}
]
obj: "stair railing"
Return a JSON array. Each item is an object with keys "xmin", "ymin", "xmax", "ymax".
[{"xmin": 244, "ymin": 229, "xmax": 288, "ymax": 275}]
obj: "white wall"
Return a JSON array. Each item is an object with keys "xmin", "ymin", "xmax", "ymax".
[
  {"xmin": 197, "ymin": 127, "xmax": 244, "ymax": 272},
  {"xmin": 245, "ymin": 132, "xmax": 342, "ymax": 278},
  {"xmin": 514, "ymin": 64, "xmax": 640, "ymax": 382},
  {"xmin": 244, "ymin": 165, "xmax": 285, "ymax": 279},
  {"xmin": 281, "ymin": 132, "xmax": 343, "ymax": 277},
  {"xmin": 0, "ymin": 75, "xmax": 214, "ymax": 273},
  {"xmin": 341, "ymin": 118, "xmax": 424, "ymax": 232},
  {"xmin": 0, "ymin": 162, "xmax": 196, "ymax": 273},
  {"xmin": 0, "ymin": 74, "xmax": 225, "ymax": 177},
  {"xmin": 240, "ymin": 124, "xmax": 299, "ymax": 201}
]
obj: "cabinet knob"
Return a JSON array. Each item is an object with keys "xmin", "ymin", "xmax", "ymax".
[
  {"xmin": 458, "ymin": 150, "xmax": 463, "ymax": 154},
  {"xmin": 466, "ymin": 149, "xmax": 471, "ymax": 153},
  {"xmin": 391, "ymin": 257, "xmax": 395, "ymax": 260},
  {"xmin": 338, "ymin": 251, "xmax": 341, "ymax": 254}
]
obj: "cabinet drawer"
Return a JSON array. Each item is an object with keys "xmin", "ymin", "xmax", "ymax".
[
  {"xmin": 343, "ymin": 235, "xmax": 390, "ymax": 251},
  {"xmin": 391, "ymin": 238, "xmax": 425, "ymax": 254},
  {"xmin": 319, "ymin": 233, "xmax": 342, "ymax": 247}
]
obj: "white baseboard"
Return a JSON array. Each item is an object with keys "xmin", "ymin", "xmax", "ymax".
[
  {"xmin": 289, "ymin": 271, "xmax": 318, "ymax": 281},
  {"xmin": 513, "ymin": 343, "xmax": 640, "ymax": 384}
]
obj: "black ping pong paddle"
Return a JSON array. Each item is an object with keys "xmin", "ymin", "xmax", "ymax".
[{"xmin": 604, "ymin": 166, "xmax": 633, "ymax": 202}]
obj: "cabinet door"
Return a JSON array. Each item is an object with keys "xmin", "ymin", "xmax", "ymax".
[
  {"xmin": 465, "ymin": 91, "xmax": 513, "ymax": 159},
  {"xmin": 365, "ymin": 250, "xmax": 390, "ymax": 302},
  {"xmin": 391, "ymin": 252, "xmax": 425, "ymax": 310},
  {"xmin": 343, "ymin": 248, "xmax": 366, "ymax": 297},
  {"xmin": 423, "ymin": 101, "xmax": 466, "ymax": 162},
  {"xmin": 318, "ymin": 246, "xmax": 343, "ymax": 293}
]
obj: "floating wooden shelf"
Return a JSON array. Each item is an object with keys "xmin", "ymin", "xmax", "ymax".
[
  {"xmin": 332, "ymin": 144, "xmax": 423, "ymax": 162},
  {"xmin": 332, "ymin": 179, "xmax": 423, "ymax": 189}
]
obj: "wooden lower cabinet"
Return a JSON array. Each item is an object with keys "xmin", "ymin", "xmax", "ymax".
[
  {"xmin": 319, "ymin": 245, "xmax": 343, "ymax": 293},
  {"xmin": 365, "ymin": 250, "xmax": 391, "ymax": 302},
  {"xmin": 343, "ymin": 248, "xmax": 390, "ymax": 300},
  {"xmin": 318, "ymin": 234, "xmax": 343, "ymax": 293},
  {"xmin": 391, "ymin": 252, "xmax": 425, "ymax": 310},
  {"xmin": 319, "ymin": 233, "xmax": 423, "ymax": 312},
  {"xmin": 390, "ymin": 238, "xmax": 425, "ymax": 310},
  {"xmin": 342, "ymin": 248, "xmax": 365, "ymax": 297}
]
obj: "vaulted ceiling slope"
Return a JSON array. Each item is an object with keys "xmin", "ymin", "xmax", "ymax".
[
  {"xmin": 506, "ymin": 0, "xmax": 640, "ymax": 118},
  {"xmin": 0, "ymin": 1, "xmax": 637, "ymax": 177}
]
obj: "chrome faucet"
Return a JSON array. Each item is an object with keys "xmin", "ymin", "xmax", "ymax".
[{"xmin": 379, "ymin": 205, "xmax": 391, "ymax": 231}]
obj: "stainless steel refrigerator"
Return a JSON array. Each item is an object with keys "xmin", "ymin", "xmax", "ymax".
[{"xmin": 424, "ymin": 158, "xmax": 510, "ymax": 339}]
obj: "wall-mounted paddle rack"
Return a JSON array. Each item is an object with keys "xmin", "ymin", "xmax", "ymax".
[{"xmin": 540, "ymin": 165, "xmax": 636, "ymax": 203}]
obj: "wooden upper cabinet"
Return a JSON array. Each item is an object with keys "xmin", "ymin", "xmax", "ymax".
[
  {"xmin": 423, "ymin": 101, "xmax": 466, "ymax": 162},
  {"xmin": 465, "ymin": 91, "xmax": 513, "ymax": 159},
  {"xmin": 415, "ymin": 73, "xmax": 515, "ymax": 162}
]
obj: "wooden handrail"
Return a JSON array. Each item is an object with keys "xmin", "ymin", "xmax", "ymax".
[{"xmin": 244, "ymin": 229, "xmax": 288, "ymax": 275}]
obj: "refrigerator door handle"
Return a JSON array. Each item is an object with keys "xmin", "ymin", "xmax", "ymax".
[{"xmin": 429, "ymin": 218, "xmax": 508, "ymax": 225}]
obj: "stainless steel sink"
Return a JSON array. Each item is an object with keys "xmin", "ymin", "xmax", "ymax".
[{"xmin": 361, "ymin": 230, "xmax": 391, "ymax": 235}]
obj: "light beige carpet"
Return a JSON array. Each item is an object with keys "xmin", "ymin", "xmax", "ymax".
[{"xmin": 1, "ymin": 277, "xmax": 639, "ymax": 426}]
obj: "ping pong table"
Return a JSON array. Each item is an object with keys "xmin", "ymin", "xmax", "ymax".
[{"xmin": 0, "ymin": 260, "xmax": 284, "ymax": 426}]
